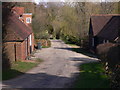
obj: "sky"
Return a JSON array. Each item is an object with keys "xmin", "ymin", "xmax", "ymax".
[
  {"xmin": 34, "ymin": 0, "xmax": 120, "ymax": 4},
  {"xmin": 1, "ymin": 0, "xmax": 119, "ymax": 3}
]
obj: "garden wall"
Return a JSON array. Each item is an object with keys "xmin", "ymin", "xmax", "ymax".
[{"xmin": 35, "ymin": 39, "xmax": 51, "ymax": 48}]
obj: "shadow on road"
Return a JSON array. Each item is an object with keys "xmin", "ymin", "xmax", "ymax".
[
  {"xmin": 2, "ymin": 69, "xmax": 24, "ymax": 81},
  {"xmin": 70, "ymin": 57, "xmax": 98, "ymax": 62},
  {"xmin": 2, "ymin": 71, "xmax": 78, "ymax": 88},
  {"xmin": 69, "ymin": 57, "xmax": 99, "ymax": 67},
  {"xmin": 2, "ymin": 58, "xmax": 99, "ymax": 88},
  {"xmin": 54, "ymin": 47, "xmax": 98, "ymax": 58}
]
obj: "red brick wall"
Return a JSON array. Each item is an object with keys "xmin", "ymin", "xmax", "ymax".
[
  {"xmin": 2, "ymin": 42, "xmax": 24, "ymax": 62},
  {"xmin": 32, "ymin": 33, "xmax": 34, "ymax": 52},
  {"xmin": 27, "ymin": 37, "xmax": 30, "ymax": 55},
  {"xmin": 16, "ymin": 43, "xmax": 22, "ymax": 61},
  {"xmin": 16, "ymin": 35, "xmax": 34, "ymax": 61},
  {"xmin": 24, "ymin": 40, "xmax": 28, "ymax": 59},
  {"xmin": 4, "ymin": 37, "xmax": 34, "ymax": 61},
  {"xmin": 15, "ymin": 41, "xmax": 26, "ymax": 60}
]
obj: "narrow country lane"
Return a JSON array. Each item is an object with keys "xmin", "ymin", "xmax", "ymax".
[{"xmin": 2, "ymin": 40, "xmax": 99, "ymax": 88}]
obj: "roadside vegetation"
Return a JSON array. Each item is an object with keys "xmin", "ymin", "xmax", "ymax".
[
  {"xmin": 2, "ymin": 58, "xmax": 43, "ymax": 80},
  {"xmin": 69, "ymin": 44, "xmax": 110, "ymax": 88},
  {"xmin": 74, "ymin": 62, "xmax": 110, "ymax": 88},
  {"xmin": 97, "ymin": 43, "xmax": 120, "ymax": 88},
  {"xmin": 68, "ymin": 44, "xmax": 97, "ymax": 58},
  {"xmin": 31, "ymin": 2, "xmax": 119, "ymax": 48},
  {"xmin": 71, "ymin": 48, "xmax": 97, "ymax": 58},
  {"xmin": 35, "ymin": 39, "xmax": 51, "ymax": 49}
]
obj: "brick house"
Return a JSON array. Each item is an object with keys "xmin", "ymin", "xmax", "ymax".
[
  {"xmin": 89, "ymin": 14, "xmax": 120, "ymax": 52},
  {"xmin": 12, "ymin": 7, "xmax": 24, "ymax": 16},
  {"xmin": 4, "ymin": 7, "xmax": 34, "ymax": 61}
]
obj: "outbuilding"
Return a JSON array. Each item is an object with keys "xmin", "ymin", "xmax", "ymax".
[{"xmin": 89, "ymin": 14, "xmax": 120, "ymax": 52}]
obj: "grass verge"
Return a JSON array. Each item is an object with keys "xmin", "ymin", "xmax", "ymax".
[
  {"xmin": 3, "ymin": 59, "xmax": 43, "ymax": 80},
  {"xmin": 68, "ymin": 44, "xmax": 97, "ymax": 58},
  {"xmin": 74, "ymin": 62, "xmax": 110, "ymax": 88},
  {"xmin": 42, "ymin": 46, "xmax": 50, "ymax": 48},
  {"xmin": 67, "ymin": 43, "xmax": 78, "ymax": 46}
]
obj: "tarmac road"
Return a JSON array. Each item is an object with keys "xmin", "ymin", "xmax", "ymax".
[{"xmin": 2, "ymin": 40, "xmax": 99, "ymax": 88}]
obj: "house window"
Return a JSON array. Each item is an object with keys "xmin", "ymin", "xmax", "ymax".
[{"xmin": 26, "ymin": 17, "xmax": 31, "ymax": 23}]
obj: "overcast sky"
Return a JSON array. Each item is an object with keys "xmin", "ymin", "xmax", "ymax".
[
  {"xmin": 34, "ymin": 0, "xmax": 119, "ymax": 4},
  {"xmin": 34, "ymin": 0, "xmax": 101, "ymax": 4},
  {"xmin": 1, "ymin": 0, "xmax": 119, "ymax": 3}
]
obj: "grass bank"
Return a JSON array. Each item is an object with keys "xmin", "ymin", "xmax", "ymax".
[
  {"xmin": 3, "ymin": 59, "xmax": 43, "ymax": 80},
  {"xmin": 68, "ymin": 44, "xmax": 97, "ymax": 58},
  {"xmin": 74, "ymin": 62, "xmax": 110, "ymax": 88},
  {"xmin": 71, "ymin": 48, "xmax": 97, "ymax": 58}
]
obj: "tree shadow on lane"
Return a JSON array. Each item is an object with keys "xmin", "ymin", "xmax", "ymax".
[
  {"xmin": 69, "ymin": 57, "xmax": 100, "ymax": 67},
  {"xmin": 70, "ymin": 57, "xmax": 98, "ymax": 62},
  {"xmin": 54, "ymin": 47, "xmax": 98, "ymax": 58},
  {"xmin": 2, "ymin": 69, "xmax": 24, "ymax": 81},
  {"xmin": 2, "ymin": 70, "xmax": 78, "ymax": 88}
]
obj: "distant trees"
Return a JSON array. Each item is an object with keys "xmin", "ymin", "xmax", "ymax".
[
  {"xmin": 100, "ymin": 2, "xmax": 119, "ymax": 14},
  {"xmin": 32, "ymin": 2, "xmax": 119, "ymax": 45},
  {"xmin": 32, "ymin": 4, "xmax": 50, "ymax": 39},
  {"xmin": 16, "ymin": 2, "xmax": 36, "ymax": 14}
]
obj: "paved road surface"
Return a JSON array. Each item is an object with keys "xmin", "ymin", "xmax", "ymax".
[{"xmin": 2, "ymin": 40, "xmax": 99, "ymax": 88}]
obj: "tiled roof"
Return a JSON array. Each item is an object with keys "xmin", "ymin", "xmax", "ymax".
[
  {"xmin": 7, "ymin": 14, "xmax": 32, "ymax": 41},
  {"xmin": 90, "ymin": 15, "xmax": 113, "ymax": 36},
  {"xmin": 90, "ymin": 14, "xmax": 120, "ymax": 41},
  {"xmin": 97, "ymin": 16, "xmax": 120, "ymax": 41}
]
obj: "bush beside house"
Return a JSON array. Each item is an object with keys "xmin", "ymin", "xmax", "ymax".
[
  {"xmin": 89, "ymin": 14, "xmax": 120, "ymax": 88},
  {"xmin": 97, "ymin": 43, "xmax": 120, "ymax": 88}
]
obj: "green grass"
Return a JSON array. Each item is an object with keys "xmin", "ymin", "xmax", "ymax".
[
  {"xmin": 74, "ymin": 62, "xmax": 110, "ymax": 88},
  {"xmin": 67, "ymin": 43, "xmax": 97, "ymax": 58},
  {"xmin": 42, "ymin": 46, "xmax": 50, "ymax": 48},
  {"xmin": 68, "ymin": 43, "xmax": 79, "ymax": 47},
  {"xmin": 71, "ymin": 48, "xmax": 97, "ymax": 58},
  {"xmin": 2, "ymin": 60, "xmax": 42, "ymax": 80}
]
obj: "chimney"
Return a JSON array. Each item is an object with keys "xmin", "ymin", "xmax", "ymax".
[
  {"xmin": 12, "ymin": 7, "xmax": 25, "ymax": 22},
  {"xmin": 12, "ymin": 7, "xmax": 24, "ymax": 16}
]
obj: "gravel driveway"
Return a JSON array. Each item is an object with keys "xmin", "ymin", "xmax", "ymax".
[{"xmin": 2, "ymin": 40, "xmax": 99, "ymax": 88}]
